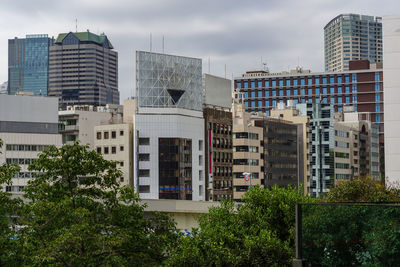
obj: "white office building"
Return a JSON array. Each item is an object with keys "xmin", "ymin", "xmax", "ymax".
[
  {"xmin": 134, "ymin": 51, "xmax": 205, "ymax": 201},
  {"xmin": 383, "ymin": 15, "xmax": 400, "ymax": 185},
  {"xmin": 0, "ymin": 94, "xmax": 62, "ymax": 194}
]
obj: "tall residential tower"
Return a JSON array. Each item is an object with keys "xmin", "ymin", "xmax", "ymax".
[{"xmin": 324, "ymin": 14, "xmax": 382, "ymax": 72}]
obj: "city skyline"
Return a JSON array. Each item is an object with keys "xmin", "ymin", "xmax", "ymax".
[{"xmin": 0, "ymin": 0, "xmax": 398, "ymax": 101}]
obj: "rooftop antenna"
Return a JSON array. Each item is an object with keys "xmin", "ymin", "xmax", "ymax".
[
  {"xmin": 150, "ymin": 33, "xmax": 152, "ymax": 52},
  {"xmin": 224, "ymin": 64, "xmax": 227, "ymax": 79},
  {"xmin": 75, "ymin": 19, "xmax": 77, "ymax": 33},
  {"xmin": 162, "ymin": 35, "xmax": 165, "ymax": 53},
  {"xmin": 208, "ymin": 57, "xmax": 211, "ymax": 73}
]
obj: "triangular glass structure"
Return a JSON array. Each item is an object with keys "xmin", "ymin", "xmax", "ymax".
[{"xmin": 167, "ymin": 89, "xmax": 184, "ymax": 104}]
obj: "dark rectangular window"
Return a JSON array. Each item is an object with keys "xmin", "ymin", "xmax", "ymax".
[
  {"xmin": 139, "ymin": 169, "xmax": 150, "ymax": 177},
  {"xmin": 120, "ymin": 130, "xmax": 124, "ymax": 136},
  {"xmin": 139, "ymin": 138, "xmax": 150, "ymax": 145},
  {"xmin": 139, "ymin": 153, "xmax": 150, "ymax": 161},
  {"xmin": 104, "ymin": 132, "xmax": 109, "ymax": 139},
  {"xmin": 96, "ymin": 132, "xmax": 101, "ymax": 140},
  {"xmin": 104, "ymin": 147, "xmax": 109, "ymax": 154},
  {"xmin": 111, "ymin": 146, "xmax": 116, "ymax": 154},
  {"xmin": 111, "ymin": 131, "xmax": 116, "ymax": 139},
  {"xmin": 96, "ymin": 147, "xmax": 101, "ymax": 154},
  {"xmin": 139, "ymin": 185, "xmax": 150, "ymax": 193}
]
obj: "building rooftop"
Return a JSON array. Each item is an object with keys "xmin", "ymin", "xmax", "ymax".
[{"xmin": 55, "ymin": 31, "xmax": 113, "ymax": 49}]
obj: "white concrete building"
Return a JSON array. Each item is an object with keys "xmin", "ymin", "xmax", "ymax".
[
  {"xmin": 134, "ymin": 51, "xmax": 205, "ymax": 201},
  {"xmin": 383, "ymin": 15, "xmax": 400, "ymax": 185},
  {"xmin": 0, "ymin": 94, "xmax": 62, "ymax": 194}
]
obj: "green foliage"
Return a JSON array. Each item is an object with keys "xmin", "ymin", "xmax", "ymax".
[
  {"xmin": 325, "ymin": 177, "xmax": 400, "ymax": 202},
  {"xmin": 11, "ymin": 142, "xmax": 177, "ymax": 266},
  {"xmin": 167, "ymin": 185, "xmax": 316, "ymax": 267}
]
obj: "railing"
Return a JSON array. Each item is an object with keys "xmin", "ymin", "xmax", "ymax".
[{"xmin": 294, "ymin": 203, "xmax": 400, "ymax": 266}]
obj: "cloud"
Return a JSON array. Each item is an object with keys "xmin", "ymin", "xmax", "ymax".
[{"xmin": 0, "ymin": 0, "xmax": 398, "ymax": 101}]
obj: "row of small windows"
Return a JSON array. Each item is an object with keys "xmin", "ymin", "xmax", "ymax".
[
  {"xmin": 96, "ymin": 146, "xmax": 124, "ymax": 155},
  {"xmin": 335, "ymin": 130, "xmax": 349, "ymax": 138},
  {"xmin": 239, "ymin": 85, "xmax": 359, "ymax": 98},
  {"xmin": 96, "ymin": 130, "xmax": 124, "ymax": 140},
  {"xmin": 213, "ymin": 152, "xmax": 232, "ymax": 163},
  {"xmin": 213, "ymin": 179, "xmax": 232, "ymax": 190},
  {"xmin": 213, "ymin": 167, "xmax": 233, "ymax": 177},
  {"xmin": 213, "ymin": 138, "xmax": 232, "ymax": 149},
  {"xmin": 13, "ymin": 172, "xmax": 39, "ymax": 179},
  {"xmin": 236, "ymin": 74, "xmax": 368, "ymax": 89},
  {"xmin": 6, "ymin": 158, "xmax": 36, "ymax": 165},
  {"xmin": 5, "ymin": 186, "xmax": 25, "ymax": 192},
  {"xmin": 244, "ymin": 96, "xmax": 357, "ymax": 108},
  {"xmin": 233, "ymin": 132, "xmax": 259, "ymax": 140},
  {"xmin": 209, "ymin": 123, "xmax": 232, "ymax": 135},
  {"xmin": 6, "ymin": 144, "xmax": 51, "ymax": 151}
]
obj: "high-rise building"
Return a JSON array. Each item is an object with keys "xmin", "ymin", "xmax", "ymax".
[
  {"xmin": 324, "ymin": 14, "xmax": 382, "ymax": 72},
  {"xmin": 133, "ymin": 51, "xmax": 205, "ymax": 201},
  {"xmin": 8, "ymin": 34, "xmax": 53, "ymax": 95},
  {"xmin": 48, "ymin": 31, "xmax": 119, "ymax": 109},
  {"xmin": 383, "ymin": 15, "xmax": 400, "ymax": 186},
  {"xmin": 0, "ymin": 82, "xmax": 7, "ymax": 94}
]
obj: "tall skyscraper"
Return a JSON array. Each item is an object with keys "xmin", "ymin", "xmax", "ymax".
[
  {"xmin": 48, "ymin": 31, "xmax": 119, "ymax": 109},
  {"xmin": 8, "ymin": 34, "xmax": 53, "ymax": 95},
  {"xmin": 324, "ymin": 14, "xmax": 382, "ymax": 72}
]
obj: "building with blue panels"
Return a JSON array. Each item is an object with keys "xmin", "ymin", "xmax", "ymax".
[{"xmin": 8, "ymin": 34, "xmax": 53, "ymax": 96}]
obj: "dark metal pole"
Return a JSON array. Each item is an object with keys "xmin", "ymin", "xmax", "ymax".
[
  {"xmin": 295, "ymin": 203, "xmax": 302, "ymax": 259},
  {"xmin": 319, "ymin": 124, "xmax": 323, "ymax": 196}
]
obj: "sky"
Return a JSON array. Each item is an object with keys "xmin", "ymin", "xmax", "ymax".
[{"xmin": 0, "ymin": 0, "xmax": 398, "ymax": 101}]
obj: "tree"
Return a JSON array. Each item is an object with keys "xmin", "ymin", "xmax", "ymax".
[
  {"xmin": 166, "ymin": 185, "xmax": 316, "ymax": 267},
  {"xmin": 0, "ymin": 139, "xmax": 23, "ymax": 265},
  {"xmin": 17, "ymin": 142, "xmax": 176, "ymax": 266}
]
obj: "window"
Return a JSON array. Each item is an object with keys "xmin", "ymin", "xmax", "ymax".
[
  {"xmin": 346, "ymin": 96, "xmax": 350, "ymax": 103},
  {"xmin": 323, "ymin": 87, "xmax": 327, "ymax": 95},
  {"xmin": 199, "ymin": 140, "xmax": 203, "ymax": 150},
  {"xmin": 120, "ymin": 130, "xmax": 124, "ymax": 136},
  {"xmin": 315, "ymin": 77, "xmax": 320, "ymax": 84},
  {"xmin": 111, "ymin": 131, "xmax": 116, "ymax": 139},
  {"xmin": 258, "ymin": 81, "xmax": 262, "ymax": 88},
  {"xmin": 244, "ymin": 81, "xmax": 249, "ymax": 88},
  {"xmin": 139, "ymin": 138, "xmax": 150, "ymax": 145},
  {"xmin": 279, "ymin": 90, "xmax": 284, "ymax": 96},
  {"xmin": 104, "ymin": 132, "xmax": 109, "ymax": 139},
  {"xmin": 120, "ymin": 161, "xmax": 124, "ymax": 167},
  {"xmin": 345, "ymin": 86, "xmax": 350, "ymax": 93},
  {"xmin": 330, "ymin": 87, "xmax": 334, "ymax": 94},
  {"xmin": 258, "ymin": 100, "xmax": 262, "ymax": 107},
  {"xmin": 315, "ymin": 88, "xmax": 320, "ymax": 95},
  {"xmin": 251, "ymin": 81, "xmax": 255, "ymax": 88},
  {"xmin": 139, "ymin": 153, "xmax": 150, "ymax": 161},
  {"xmin": 323, "ymin": 97, "xmax": 327, "ymax": 104},
  {"xmin": 376, "ymin": 115, "xmax": 381, "ymax": 122},
  {"xmin": 251, "ymin": 91, "xmax": 255, "ymax": 98},
  {"xmin": 375, "ymin": 73, "xmax": 380, "ymax": 81},
  {"xmin": 353, "ymin": 96, "xmax": 357, "ymax": 103},
  {"xmin": 286, "ymin": 79, "xmax": 291, "ymax": 86},
  {"xmin": 139, "ymin": 185, "xmax": 150, "ymax": 193},
  {"xmin": 139, "ymin": 169, "xmax": 150, "ymax": 177},
  {"xmin": 375, "ymin": 94, "xmax": 380, "ymax": 101},
  {"xmin": 330, "ymin": 76, "xmax": 334, "ymax": 84},
  {"xmin": 293, "ymin": 79, "xmax": 298, "ymax": 86},
  {"xmin": 338, "ymin": 97, "xmax": 342, "ymax": 103},
  {"xmin": 96, "ymin": 147, "xmax": 101, "ymax": 154},
  {"xmin": 120, "ymin": 146, "xmax": 124, "ymax": 151},
  {"xmin": 265, "ymin": 100, "xmax": 269, "ymax": 107},
  {"xmin": 251, "ymin": 101, "xmax": 255, "ymax": 108},
  {"xmin": 308, "ymin": 78, "xmax": 312, "ymax": 85},
  {"xmin": 375, "ymin": 84, "xmax": 380, "ymax": 91},
  {"xmin": 301, "ymin": 88, "xmax": 305, "ymax": 95},
  {"xmin": 272, "ymin": 80, "xmax": 276, "ymax": 87},
  {"xmin": 272, "ymin": 90, "xmax": 276, "ymax": 97},
  {"xmin": 345, "ymin": 75, "xmax": 350, "ymax": 83},
  {"xmin": 245, "ymin": 101, "xmax": 249, "ymax": 108},
  {"xmin": 352, "ymin": 74, "xmax": 357, "ymax": 82},
  {"xmin": 294, "ymin": 89, "xmax": 298, "ymax": 96},
  {"xmin": 236, "ymin": 82, "xmax": 241, "ymax": 89},
  {"xmin": 338, "ymin": 87, "xmax": 342, "ymax": 94},
  {"xmin": 258, "ymin": 90, "xmax": 262, "ymax": 97},
  {"xmin": 301, "ymin": 78, "xmax": 305, "ymax": 85},
  {"xmin": 244, "ymin": 91, "xmax": 248, "ymax": 98},
  {"xmin": 376, "ymin": 104, "xmax": 381, "ymax": 112},
  {"xmin": 279, "ymin": 80, "xmax": 283, "ymax": 87},
  {"xmin": 322, "ymin": 77, "xmax": 327, "ymax": 84},
  {"xmin": 104, "ymin": 147, "xmax": 109, "ymax": 154},
  {"xmin": 265, "ymin": 80, "xmax": 269, "ymax": 87},
  {"xmin": 316, "ymin": 97, "xmax": 320, "ymax": 104},
  {"xmin": 337, "ymin": 76, "xmax": 342, "ymax": 83},
  {"xmin": 265, "ymin": 90, "xmax": 269, "ymax": 97},
  {"xmin": 96, "ymin": 132, "xmax": 101, "ymax": 140},
  {"xmin": 272, "ymin": 100, "xmax": 277, "ymax": 106},
  {"xmin": 286, "ymin": 90, "xmax": 291, "ymax": 96},
  {"xmin": 111, "ymin": 146, "xmax": 116, "ymax": 154},
  {"xmin": 308, "ymin": 88, "xmax": 313, "ymax": 95},
  {"xmin": 351, "ymin": 85, "xmax": 356, "ymax": 92}
]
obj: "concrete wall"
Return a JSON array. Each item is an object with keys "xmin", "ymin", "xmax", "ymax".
[{"xmin": 383, "ymin": 16, "xmax": 400, "ymax": 185}]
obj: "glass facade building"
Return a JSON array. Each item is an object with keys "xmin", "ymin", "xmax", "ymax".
[
  {"xmin": 8, "ymin": 34, "xmax": 52, "ymax": 95},
  {"xmin": 324, "ymin": 14, "xmax": 382, "ymax": 72}
]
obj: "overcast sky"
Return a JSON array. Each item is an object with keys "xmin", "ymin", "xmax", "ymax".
[{"xmin": 0, "ymin": 0, "xmax": 398, "ymax": 101}]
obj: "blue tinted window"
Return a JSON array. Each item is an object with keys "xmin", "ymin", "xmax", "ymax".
[
  {"xmin": 330, "ymin": 98, "xmax": 335, "ymax": 104},
  {"xmin": 316, "ymin": 97, "xmax": 320, "ymax": 104},
  {"xmin": 244, "ymin": 91, "xmax": 248, "ymax": 98},
  {"xmin": 345, "ymin": 86, "xmax": 350, "ymax": 93},
  {"xmin": 279, "ymin": 80, "xmax": 283, "ymax": 87},
  {"xmin": 286, "ymin": 90, "xmax": 291, "ymax": 96},
  {"xmin": 279, "ymin": 90, "xmax": 284, "ymax": 96},
  {"xmin": 375, "ymin": 73, "xmax": 380, "ymax": 81},
  {"xmin": 286, "ymin": 79, "xmax": 290, "ymax": 86},
  {"xmin": 352, "ymin": 85, "xmax": 357, "ymax": 92},
  {"xmin": 315, "ymin": 77, "xmax": 320, "ymax": 84},
  {"xmin": 315, "ymin": 88, "xmax": 320, "ymax": 95},
  {"xmin": 272, "ymin": 100, "xmax": 276, "ymax": 106},
  {"xmin": 376, "ymin": 115, "xmax": 381, "ymax": 122},
  {"xmin": 265, "ymin": 100, "xmax": 269, "ymax": 106},
  {"xmin": 330, "ymin": 87, "xmax": 334, "ymax": 94},
  {"xmin": 301, "ymin": 89, "xmax": 305, "ymax": 95},
  {"xmin": 375, "ymin": 84, "xmax": 380, "ymax": 91},
  {"xmin": 244, "ymin": 81, "xmax": 248, "ymax": 88},
  {"xmin": 265, "ymin": 90, "xmax": 269, "ymax": 97},
  {"xmin": 375, "ymin": 94, "xmax": 380, "ymax": 101},
  {"xmin": 294, "ymin": 89, "xmax": 298, "ymax": 96},
  {"xmin": 272, "ymin": 80, "xmax": 276, "ymax": 87},
  {"xmin": 338, "ymin": 87, "xmax": 342, "ymax": 94},
  {"xmin": 301, "ymin": 78, "xmax": 305, "ymax": 85},
  {"xmin": 353, "ymin": 96, "xmax": 357, "ymax": 103},
  {"xmin": 266, "ymin": 110, "xmax": 270, "ymax": 116},
  {"xmin": 354, "ymin": 105, "xmax": 357, "ymax": 112},
  {"xmin": 345, "ymin": 76, "xmax": 350, "ymax": 83},
  {"xmin": 352, "ymin": 74, "xmax": 357, "ymax": 82},
  {"xmin": 293, "ymin": 79, "xmax": 298, "ymax": 86},
  {"xmin": 322, "ymin": 87, "xmax": 327, "ymax": 94},
  {"xmin": 376, "ymin": 105, "xmax": 380, "ymax": 112},
  {"xmin": 251, "ymin": 101, "xmax": 255, "ymax": 107},
  {"xmin": 345, "ymin": 96, "xmax": 350, "ymax": 103},
  {"xmin": 294, "ymin": 99, "xmax": 298, "ymax": 104},
  {"xmin": 258, "ymin": 100, "xmax": 262, "ymax": 107},
  {"xmin": 308, "ymin": 88, "xmax": 313, "ymax": 95},
  {"xmin": 265, "ymin": 80, "xmax": 269, "ymax": 87},
  {"xmin": 251, "ymin": 81, "xmax": 255, "ymax": 88},
  {"xmin": 251, "ymin": 91, "xmax": 255, "ymax": 98},
  {"xmin": 301, "ymin": 98, "xmax": 305, "ymax": 103},
  {"xmin": 245, "ymin": 101, "xmax": 248, "ymax": 108},
  {"xmin": 338, "ymin": 107, "xmax": 342, "ymax": 113},
  {"xmin": 308, "ymin": 98, "xmax": 312, "ymax": 103},
  {"xmin": 258, "ymin": 81, "xmax": 262, "ymax": 88},
  {"xmin": 337, "ymin": 76, "xmax": 342, "ymax": 83},
  {"xmin": 330, "ymin": 76, "xmax": 334, "ymax": 84},
  {"xmin": 238, "ymin": 94, "xmax": 242, "ymax": 99},
  {"xmin": 308, "ymin": 78, "xmax": 312, "ymax": 85},
  {"xmin": 272, "ymin": 90, "xmax": 276, "ymax": 96},
  {"xmin": 236, "ymin": 82, "xmax": 241, "ymax": 89},
  {"xmin": 258, "ymin": 90, "xmax": 262, "ymax": 97},
  {"xmin": 323, "ymin": 77, "xmax": 327, "ymax": 84},
  {"xmin": 338, "ymin": 97, "xmax": 342, "ymax": 103},
  {"xmin": 279, "ymin": 99, "xmax": 284, "ymax": 103}
]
